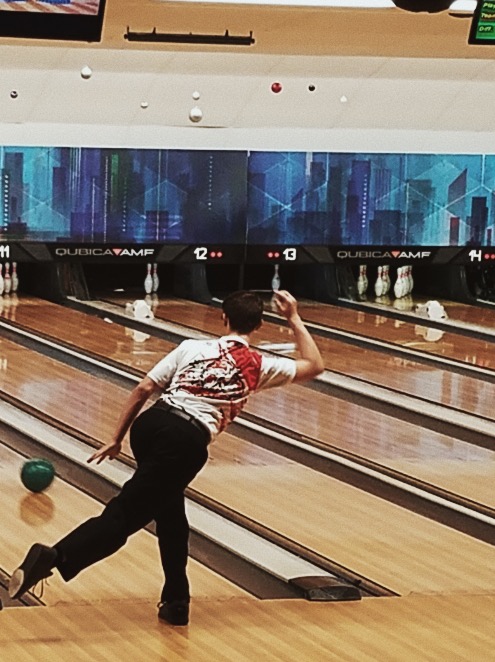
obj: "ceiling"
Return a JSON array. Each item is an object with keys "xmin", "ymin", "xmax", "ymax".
[
  {"xmin": 0, "ymin": 1, "xmax": 491, "ymax": 60},
  {"xmin": 1, "ymin": 2, "xmax": 494, "ymax": 136}
]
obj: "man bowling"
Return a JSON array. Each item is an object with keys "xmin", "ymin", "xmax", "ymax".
[{"xmin": 9, "ymin": 290, "xmax": 324, "ymax": 626}]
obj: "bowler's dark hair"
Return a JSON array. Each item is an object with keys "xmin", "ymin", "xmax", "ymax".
[{"xmin": 222, "ymin": 291, "xmax": 264, "ymax": 334}]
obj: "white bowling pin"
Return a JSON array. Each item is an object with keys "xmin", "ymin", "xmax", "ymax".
[
  {"xmin": 400, "ymin": 267, "xmax": 407, "ymax": 298},
  {"xmin": 356, "ymin": 264, "xmax": 364, "ymax": 296},
  {"xmin": 3, "ymin": 262, "xmax": 11, "ymax": 295},
  {"xmin": 393, "ymin": 267, "xmax": 403, "ymax": 299},
  {"xmin": 271, "ymin": 264, "xmax": 281, "ymax": 292},
  {"xmin": 362, "ymin": 264, "xmax": 368, "ymax": 293},
  {"xmin": 383, "ymin": 265, "xmax": 390, "ymax": 295},
  {"xmin": 381, "ymin": 265, "xmax": 388, "ymax": 295},
  {"xmin": 11, "ymin": 262, "xmax": 19, "ymax": 293},
  {"xmin": 357, "ymin": 265, "xmax": 366, "ymax": 296},
  {"xmin": 152, "ymin": 262, "xmax": 159, "ymax": 293},
  {"xmin": 144, "ymin": 263, "xmax": 153, "ymax": 295},
  {"xmin": 0, "ymin": 264, "xmax": 4, "ymax": 296},
  {"xmin": 374, "ymin": 266, "xmax": 384, "ymax": 297},
  {"xmin": 401, "ymin": 268, "xmax": 408, "ymax": 298},
  {"xmin": 401, "ymin": 267, "xmax": 408, "ymax": 298}
]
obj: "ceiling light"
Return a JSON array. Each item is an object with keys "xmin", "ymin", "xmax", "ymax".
[{"xmin": 449, "ymin": 0, "xmax": 476, "ymax": 11}]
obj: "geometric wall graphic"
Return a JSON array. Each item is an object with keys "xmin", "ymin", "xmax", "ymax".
[
  {"xmin": 2, "ymin": 146, "xmax": 495, "ymax": 246},
  {"xmin": 0, "ymin": 147, "xmax": 248, "ymax": 244},
  {"xmin": 247, "ymin": 152, "xmax": 495, "ymax": 246}
]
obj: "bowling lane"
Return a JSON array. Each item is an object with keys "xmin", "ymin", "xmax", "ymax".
[
  {"xmin": 102, "ymin": 293, "xmax": 495, "ymax": 370},
  {"xmin": 245, "ymin": 384, "xmax": 495, "ymax": 507},
  {"xmin": 195, "ymin": 434, "xmax": 495, "ymax": 596},
  {"xmin": 355, "ymin": 293, "xmax": 495, "ymax": 329},
  {"xmin": 1, "ymin": 306, "xmax": 495, "ymax": 595},
  {"xmin": 0, "ymin": 295, "xmax": 171, "ymax": 375},
  {"xmin": 295, "ymin": 299, "xmax": 495, "ymax": 367},
  {"xmin": 96, "ymin": 294, "xmax": 495, "ymax": 422},
  {"xmin": 2, "ymin": 297, "xmax": 495, "ymax": 509},
  {"xmin": 0, "ymin": 443, "xmax": 252, "ymax": 606}
]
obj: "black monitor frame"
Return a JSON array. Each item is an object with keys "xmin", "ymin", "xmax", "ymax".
[
  {"xmin": 0, "ymin": 0, "xmax": 107, "ymax": 42},
  {"xmin": 468, "ymin": 0, "xmax": 495, "ymax": 45}
]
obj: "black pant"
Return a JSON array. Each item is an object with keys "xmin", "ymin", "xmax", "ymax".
[{"xmin": 54, "ymin": 405, "xmax": 209, "ymax": 602}]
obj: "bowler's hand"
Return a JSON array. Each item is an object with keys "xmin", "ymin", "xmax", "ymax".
[
  {"xmin": 273, "ymin": 290, "xmax": 299, "ymax": 321},
  {"xmin": 88, "ymin": 441, "xmax": 122, "ymax": 464}
]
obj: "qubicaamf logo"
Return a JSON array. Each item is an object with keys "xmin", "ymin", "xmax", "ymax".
[
  {"xmin": 336, "ymin": 250, "xmax": 431, "ymax": 259},
  {"xmin": 54, "ymin": 248, "xmax": 155, "ymax": 257}
]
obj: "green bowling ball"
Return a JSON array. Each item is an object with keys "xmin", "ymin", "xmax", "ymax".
[{"xmin": 20, "ymin": 459, "xmax": 55, "ymax": 493}]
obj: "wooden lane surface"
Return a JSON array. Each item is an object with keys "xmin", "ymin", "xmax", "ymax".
[
  {"xmin": 197, "ymin": 434, "xmax": 495, "ymax": 595},
  {"xmin": 2, "ymin": 297, "xmax": 495, "ymax": 510},
  {"xmin": 2, "ymin": 298, "xmax": 495, "ymax": 509},
  {"xmin": 296, "ymin": 299, "xmax": 495, "ymax": 368},
  {"xmin": 11, "ymin": 293, "xmax": 495, "ymax": 424},
  {"xmin": 246, "ymin": 385, "xmax": 495, "ymax": 508},
  {"xmin": 98, "ymin": 294, "xmax": 495, "ymax": 422},
  {"xmin": 1, "ymin": 592, "xmax": 494, "ymax": 662},
  {"xmin": 0, "ymin": 330, "xmax": 495, "ymax": 594},
  {"xmin": 0, "ymin": 444, "xmax": 251, "ymax": 606},
  {"xmin": 101, "ymin": 293, "xmax": 495, "ymax": 369},
  {"xmin": 364, "ymin": 293, "xmax": 495, "ymax": 328}
]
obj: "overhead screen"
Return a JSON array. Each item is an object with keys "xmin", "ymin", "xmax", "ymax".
[
  {"xmin": 0, "ymin": 0, "xmax": 106, "ymax": 41},
  {"xmin": 469, "ymin": 0, "xmax": 495, "ymax": 45},
  {"xmin": 1, "ymin": 147, "xmax": 495, "ymax": 264}
]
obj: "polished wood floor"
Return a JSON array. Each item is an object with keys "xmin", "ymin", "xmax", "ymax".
[
  {"xmin": 1, "ymin": 294, "xmax": 494, "ymax": 659},
  {"xmin": 1, "ymin": 296, "xmax": 494, "ymax": 591},
  {"xmin": 2, "ymin": 592, "xmax": 494, "ymax": 662},
  {"xmin": 359, "ymin": 292, "xmax": 495, "ymax": 328},
  {"xmin": 101, "ymin": 293, "xmax": 495, "ymax": 422}
]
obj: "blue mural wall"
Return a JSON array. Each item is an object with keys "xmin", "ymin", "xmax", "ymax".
[
  {"xmin": 0, "ymin": 147, "xmax": 247, "ymax": 244},
  {"xmin": 1, "ymin": 146, "xmax": 494, "ymax": 246},
  {"xmin": 247, "ymin": 152, "xmax": 495, "ymax": 246}
]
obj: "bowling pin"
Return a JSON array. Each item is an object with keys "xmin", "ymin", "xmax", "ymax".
[
  {"xmin": 3, "ymin": 262, "xmax": 11, "ymax": 295},
  {"xmin": 144, "ymin": 263, "xmax": 153, "ymax": 295},
  {"xmin": 381, "ymin": 265, "xmax": 388, "ymax": 295},
  {"xmin": 374, "ymin": 266, "xmax": 384, "ymax": 297},
  {"xmin": 152, "ymin": 263, "xmax": 159, "ymax": 293},
  {"xmin": 403, "ymin": 266, "xmax": 409, "ymax": 296},
  {"xmin": 362, "ymin": 264, "xmax": 368, "ymax": 293},
  {"xmin": 408, "ymin": 265, "xmax": 414, "ymax": 295},
  {"xmin": 357, "ymin": 265, "xmax": 367, "ymax": 296},
  {"xmin": 11, "ymin": 262, "xmax": 18, "ymax": 293},
  {"xmin": 393, "ymin": 267, "xmax": 403, "ymax": 299},
  {"xmin": 400, "ymin": 267, "xmax": 407, "ymax": 298},
  {"xmin": 0, "ymin": 264, "xmax": 4, "ymax": 296},
  {"xmin": 271, "ymin": 264, "xmax": 281, "ymax": 292},
  {"xmin": 383, "ymin": 265, "xmax": 390, "ymax": 295}
]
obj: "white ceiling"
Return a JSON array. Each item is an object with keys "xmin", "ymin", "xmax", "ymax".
[{"xmin": 0, "ymin": 3, "xmax": 494, "ymax": 133}]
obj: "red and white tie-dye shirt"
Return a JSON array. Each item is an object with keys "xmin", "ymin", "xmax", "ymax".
[{"xmin": 147, "ymin": 335, "xmax": 296, "ymax": 442}]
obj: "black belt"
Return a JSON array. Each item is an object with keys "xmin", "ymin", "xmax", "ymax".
[{"xmin": 153, "ymin": 401, "xmax": 210, "ymax": 443}]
